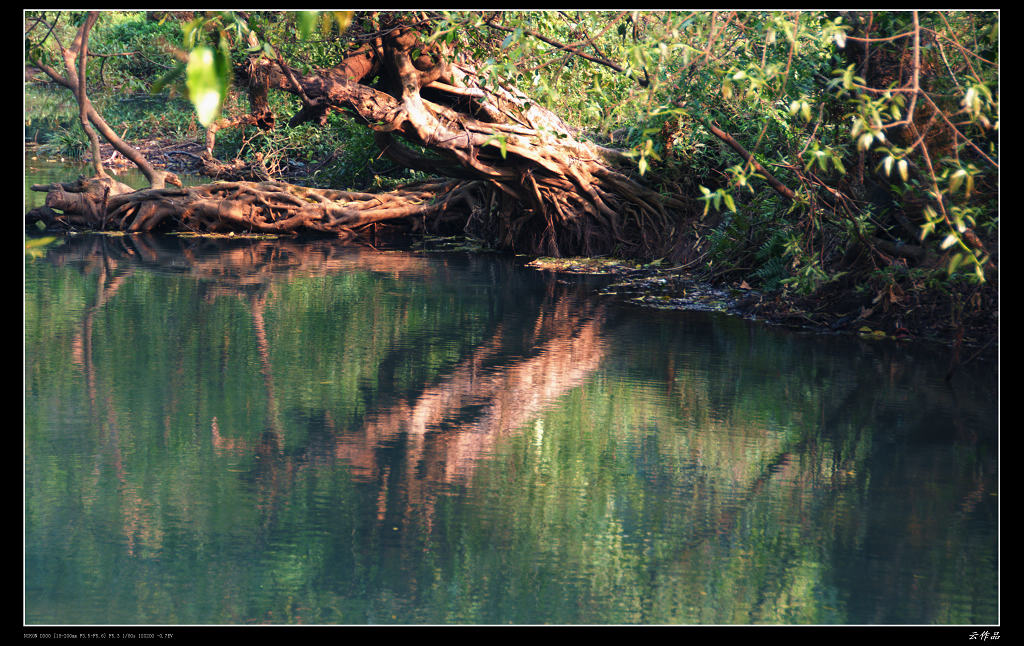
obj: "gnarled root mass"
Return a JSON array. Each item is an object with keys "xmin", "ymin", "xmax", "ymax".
[
  {"xmin": 27, "ymin": 18, "xmax": 705, "ymax": 261},
  {"xmin": 28, "ymin": 168, "xmax": 703, "ymax": 262},
  {"xmin": 28, "ymin": 176, "xmax": 484, "ymax": 240}
]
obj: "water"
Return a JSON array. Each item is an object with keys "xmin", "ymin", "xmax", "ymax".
[
  {"xmin": 25, "ymin": 157, "xmax": 208, "ymax": 211},
  {"xmin": 24, "ymin": 166, "xmax": 998, "ymax": 626}
]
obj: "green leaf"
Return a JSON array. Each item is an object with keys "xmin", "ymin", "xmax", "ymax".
[
  {"xmin": 186, "ymin": 46, "xmax": 228, "ymax": 127},
  {"xmin": 949, "ymin": 169, "xmax": 966, "ymax": 194},
  {"xmin": 297, "ymin": 11, "xmax": 318, "ymax": 40},
  {"xmin": 947, "ymin": 252, "xmax": 965, "ymax": 275},
  {"xmin": 182, "ymin": 17, "xmax": 204, "ymax": 49},
  {"xmin": 151, "ymin": 60, "xmax": 186, "ymax": 94},
  {"xmin": 484, "ymin": 134, "xmax": 507, "ymax": 159},
  {"xmin": 851, "ymin": 118, "xmax": 862, "ymax": 137}
]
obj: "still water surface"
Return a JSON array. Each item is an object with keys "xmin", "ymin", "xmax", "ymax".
[{"xmin": 25, "ymin": 208, "xmax": 997, "ymax": 626}]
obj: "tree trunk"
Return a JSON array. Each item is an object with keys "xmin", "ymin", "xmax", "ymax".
[
  {"xmin": 29, "ymin": 11, "xmax": 182, "ymax": 190},
  {"xmin": 29, "ymin": 16, "xmax": 700, "ymax": 261}
]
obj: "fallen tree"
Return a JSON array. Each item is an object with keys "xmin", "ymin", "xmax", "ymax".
[{"xmin": 27, "ymin": 11, "xmax": 699, "ymax": 261}]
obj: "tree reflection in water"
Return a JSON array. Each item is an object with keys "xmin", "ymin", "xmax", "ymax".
[
  {"xmin": 27, "ymin": 233, "xmax": 997, "ymax": 624},
  {"xmin": 53, "ymin": 233, "xmax": 610, "ymax": 536}
]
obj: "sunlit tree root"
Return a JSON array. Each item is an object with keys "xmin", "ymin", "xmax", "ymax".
[
  {"xmin": 29, "ymin": 165, "xmax": 700, "ymax": 259},
  {"xmin": 29, "ymin": 176, "xmax": 487, "ymax": 239},
  {"xmin": 27, "ymin": 15, "xmax": 703, "ymax": 260},
  {"xmin": 217, "ymin": 21, "xmax": 701, "ymax": 260}
]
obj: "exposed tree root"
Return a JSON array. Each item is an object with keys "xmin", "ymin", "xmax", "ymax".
[
  {"xmin": 29, "ymin": 176, "xmax": 481, "ymax": 240},
  {"xmin": 28, "ymin": 15, "xmax": 704, "ymax": 261}
]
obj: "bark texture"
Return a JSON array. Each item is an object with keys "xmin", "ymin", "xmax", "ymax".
[{"xmin": 30, "ymin": 16, "xmax": 700, "ymax": 260}]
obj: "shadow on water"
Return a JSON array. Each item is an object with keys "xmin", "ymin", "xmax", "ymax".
[{"xmin": 25, "ymin": 233, "xmax": 997, "ymax": 625}]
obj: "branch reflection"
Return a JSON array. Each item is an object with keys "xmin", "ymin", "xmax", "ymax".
[{"xmin": 52, "ymin": 233, "xmax": 609, "ymax": 535}]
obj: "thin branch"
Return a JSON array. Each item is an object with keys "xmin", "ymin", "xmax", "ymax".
[
  {"xmin": 703, "ymin": 119, "xmax": 796, "ymax": 202},
  {"xmin": 482, "ymin": 13, "xmax": 650, "ymax": 87},
  {"xmin": 919, "ymin": 92, "xmax": 999, "ymax": 169},
  {"xmin": 845, "ymin": 30, "xmax": 916, "ymax": 43},
  {"xmin": 905, "ymin": 12, "xmax": 921, "ymax": 133}
]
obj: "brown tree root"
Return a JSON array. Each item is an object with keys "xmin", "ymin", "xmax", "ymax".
[
  {"xmin": 27, "ymin": 16, "xmax": 704, "ymax": 261},
  {"xmin": 28, "ymin": 176, "xmax": 481, "ymax": 240},
  {"xmin": 28, "ymin": 172, "xmax": 703, "ymax": 261}
]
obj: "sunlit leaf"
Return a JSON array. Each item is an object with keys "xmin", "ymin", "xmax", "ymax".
[
  {"xmin": 186, "ymin": 46, "xmax": 228, "ymax": 127},
  {"xmin": 949, "ymin": 169, "xmax": 966, "ymax": 194},
  {"xmin": 25, "ymin": 236, "xmax": 56, "ymax": 249},
  {"xmin": 297, "ymin": 11, "xmax": 318, "ymax": 40},
  {"xmin": 947, "ymin": 252, "xmax": 965, "ymax": 275},
  {"xmin": 843, "ymin": 67, "xmax": 854, "ymax": 89},
  {"xmin": 182, "ymin": 17, "xmax": 203, "ymax": 49}
]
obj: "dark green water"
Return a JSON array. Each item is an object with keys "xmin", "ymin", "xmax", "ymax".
[{"xmin": 24, "ymin": 166, "xmax": 998, "ymax": 626}]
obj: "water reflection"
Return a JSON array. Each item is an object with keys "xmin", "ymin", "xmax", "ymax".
[{"xmin": 25, "ymin": 234, "xmax": 997, "ymax": 625}]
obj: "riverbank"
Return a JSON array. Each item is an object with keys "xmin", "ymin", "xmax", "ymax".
[
  {"xmin": 25, "ymin": 149, "xmax": 997, "ymax": 362},
  {"xmin": 523, "ymin": 255, "xmax": 998, "ymax": 363},
  {"xmin": 27, "ymin": 137, "xmax": 198, "ymax": 170}
]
